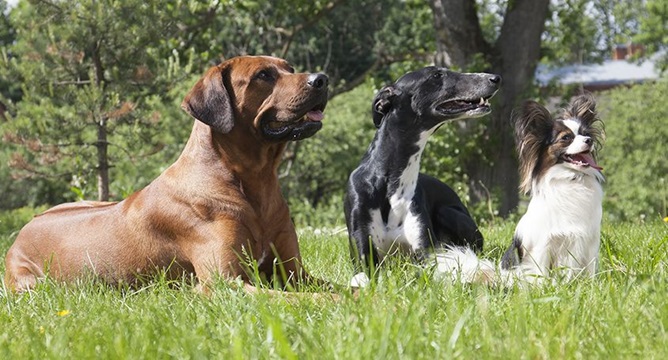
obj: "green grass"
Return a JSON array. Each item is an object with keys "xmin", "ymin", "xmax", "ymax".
[{"xmin": 1, "ymin": 209, "xmax": 666, "ymax": 359}]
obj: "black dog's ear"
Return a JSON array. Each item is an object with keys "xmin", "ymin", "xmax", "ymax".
[
  {"xmin": 181, "ymin": 64, "xmax": 234, "ymax": 133},
  {"xmin": 372, "ymin": 86, "xmax": 402, "ymax": 128}
]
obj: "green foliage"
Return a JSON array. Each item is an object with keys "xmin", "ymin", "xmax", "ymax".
[
  {"xmin": 0, "ymin": 0, "xmax": 13, "ymax": 48},
  {"xmin": 0, "ymin": 0, "xmax": 195, "ymax": 202},
  {"xmin": 635, "ymin": 0, "xmax": 668, "ymax": 70},
  {"xmin": 543, "ymin": 0, "xmax": 601, "ymax": 64},
  {"xmin": 0, "ymin": 206, "xmax": 44, "ymax": 236},
  {"xmin": 0, "ymin": 0, "xmax": 18, "ymax": 103},
  {"xmin": 283, "ymin": 81, "xmax": 378, "ymax": 227},
  {"xmin": 598, "ymin": 80, "xmax": 668, "ymax": 221},
  {"xmin": 540, "ymin": 0, "xmax": 651, "ymax": 65},
  {"xmin": 0, "ymin": 0, "xmax": 666, "ymax": 224},
  {"xmin": 1, "ymin": 0, "xmax": 434, "ymax": 209}
]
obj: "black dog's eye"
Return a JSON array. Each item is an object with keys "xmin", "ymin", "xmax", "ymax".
[{"xmin": 255, "ymin": 69, "xmax": 274, "ymax": 82}]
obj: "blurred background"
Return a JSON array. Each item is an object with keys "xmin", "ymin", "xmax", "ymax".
[{"xmin": 1, "ymin": 0, "xmax": 666, "ymax": 228}]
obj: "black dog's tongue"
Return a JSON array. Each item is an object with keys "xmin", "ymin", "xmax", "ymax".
[{"xmin": 573, "ymin": 153, "xmax": 603, "ymax": 171}]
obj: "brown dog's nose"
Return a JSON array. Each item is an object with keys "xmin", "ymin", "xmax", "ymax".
[{"xmin": 307, "ymin": 73, "xmax": 328, "ymax": 89}]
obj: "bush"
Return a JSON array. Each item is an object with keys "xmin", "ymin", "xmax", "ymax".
[
  {"xmin": 598, "ymin": 79, "xmax": 668, "ymax": 221},
  {"xmin": 283, "ymin": 81, "xmax": 378, "ymax": 227},
  {"xmin": 0, "ymin": 206, "xmax": 45, "ymax": 240}
]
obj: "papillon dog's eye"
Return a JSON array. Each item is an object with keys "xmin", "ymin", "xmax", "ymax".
[{"xmin": 561, "ymin": 134, "xmax": 573, "ymax": 141}]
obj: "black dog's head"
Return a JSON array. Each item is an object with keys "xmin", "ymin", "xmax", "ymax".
[{"xmin": 372, "ymin": 66, "xmax": 501, "ymax": 129}]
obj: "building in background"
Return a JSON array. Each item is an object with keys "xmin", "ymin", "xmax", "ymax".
[{"xmin": 536, "ymin": 44, "xmax": 662, "ymax": 92}]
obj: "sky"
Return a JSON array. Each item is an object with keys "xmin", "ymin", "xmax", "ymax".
[{"xmin": 5, "ymin": 0, "xmax": 18, "ymax": 11}]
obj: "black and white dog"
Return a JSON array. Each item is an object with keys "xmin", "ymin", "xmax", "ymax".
[
  {"xmin": 437, "ymin": 94, "xmax": 604, "ymax": 285},
  {"xmin": 344, "ymin": 66, "xmax": 501, "ymax": 286}
]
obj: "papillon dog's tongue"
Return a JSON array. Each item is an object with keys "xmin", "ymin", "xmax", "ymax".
[
  {"xmin": 306, "ymin": 110, "xmax": 324, "ymax": 122},
  {"xmin": 578, "ymin": 153, "xmax": 603, "ymax": 171}
]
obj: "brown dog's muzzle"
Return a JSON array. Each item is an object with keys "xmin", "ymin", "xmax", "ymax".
[{"xmin": 262, "ymin": 73, "xmax": 329, "ymax": 141}]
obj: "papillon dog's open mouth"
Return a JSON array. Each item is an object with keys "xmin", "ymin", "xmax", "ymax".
[
  {"xmin": 433, "ymin": 93, "xmax": 605, "ymax": 287},
  {"xmin": 562, "ymin": 151, "xmax": 603, "ymax": 170}
]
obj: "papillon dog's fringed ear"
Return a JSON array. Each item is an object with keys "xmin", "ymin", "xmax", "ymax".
[
  {"xmin": 513, "ymin": 100, "xmax": 553, "ymax": 195},
  {"xmin": 372, "ymin": 86, "xmax": 402, "ymax": 128},
  {"xmin": 513, "ymin": 100, "xmax": 553, "ymax": 148},
  {"xmin": 564, "ymin": 92, "xmax": 605, "ymax": 151},
  {"xmin": 564, "ymin": 92, "xmax": 598, "ymax": 126}
]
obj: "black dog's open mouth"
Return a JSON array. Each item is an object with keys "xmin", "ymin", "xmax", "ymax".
[
  {"xmin": 561, "ymin": 151, "xmax": 603, "ymax": 170},
  {"xmin": 262, "ymin": 100, "xmax": 327, "ymax": 141},
  {"xmin": 436, "ymin": 96, "xmax": 493, "ymax": 115}
]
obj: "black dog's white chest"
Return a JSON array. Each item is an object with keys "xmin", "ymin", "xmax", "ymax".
[{"xmin": 366, "ymin": 136, "xmax": 429, "ymax": 257}]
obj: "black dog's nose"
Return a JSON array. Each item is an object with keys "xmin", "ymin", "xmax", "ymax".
[
  {"xmin": 489, "ymin": 74, "xmax": 502, "ymax": 85},
  {"xmin": 307, "ymin": 73, "xmax": 329, "ymax": 89}
]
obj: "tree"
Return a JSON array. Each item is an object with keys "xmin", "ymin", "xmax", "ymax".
[
  {"xmin": 2, "ymin": 0, "xmax": 185, "ymax": 201},
  {"xmin": 1, "ymin": 0, "xmax": 18, "ymax": 112},
  {"xmin": 635, "ymin": 0, "xmax": 668, "ymax": 70},
  {"xmin": 429, "ymin": 0, "xmax": 550, "ymax": 215},
  {"xmin": 0, "ymin": 1, "xmax": 13, "ymax": 47},
  {"xmin": 2, "ymin": 0, "xmax": 409, "ymax": 206}
]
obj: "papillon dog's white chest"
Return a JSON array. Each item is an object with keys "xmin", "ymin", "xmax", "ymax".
[{"xmin": 516, "ymin": 165, "xmax": 603, "ymax": 278}]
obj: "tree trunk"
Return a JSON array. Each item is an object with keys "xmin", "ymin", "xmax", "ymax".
[
  {"xmin": 91, "ymin": 39, "xmax": 110, "ymax": 201},
  {"xmin": 429, "ymin": 0, "xmax": 550, "ymax": 216},
  {"xmin": 429, "ymin": 0, "xmax": 490, "ymax": 68},
  {"xmin": 97, "ymin": 118, "xmax": 110, "ymax": 201}
]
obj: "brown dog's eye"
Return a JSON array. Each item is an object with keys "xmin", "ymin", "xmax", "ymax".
[{"xmin": 255, "ymin": 69, "xmax": 274, "ymax": 82}]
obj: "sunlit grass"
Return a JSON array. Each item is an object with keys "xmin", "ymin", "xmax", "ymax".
[{"xmin": 1, "ymin": 214, "xmax": 666, "ymax": 359}]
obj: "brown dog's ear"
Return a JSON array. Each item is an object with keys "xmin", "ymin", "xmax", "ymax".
[
  {"xmin": 181, "ymin": 66, "xmax": 234, "ymax": 133},
  {"xmin": 372, "ymin": 86, "xmax": 402, "ymax": 128}
]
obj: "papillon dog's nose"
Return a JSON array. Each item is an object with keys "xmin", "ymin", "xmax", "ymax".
[{"xmin": 584, "ymin": 137, "xmax": 593, "ymax": 145}]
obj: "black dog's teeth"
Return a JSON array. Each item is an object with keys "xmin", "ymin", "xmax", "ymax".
[{"xmin": 463, "ymin": 98, "xmax": 487, "ymax": 106}]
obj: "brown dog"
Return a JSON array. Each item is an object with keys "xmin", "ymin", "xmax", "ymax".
[{"xmin": 4, "ymin": 55, "xmax": 329, "ymax": 293}]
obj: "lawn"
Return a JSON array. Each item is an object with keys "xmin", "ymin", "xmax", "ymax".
[{"xmin": 0, "ymin": 209, "xmax": 666, "ymax": 359}]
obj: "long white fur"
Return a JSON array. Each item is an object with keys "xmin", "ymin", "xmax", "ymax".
[
  {"xmin": 432, "ymin": 118, "xmax": 604, "ymax": 287},
  {"xmin": 516, "ymin": 163, "xmax": 603, "ymax": 280}
]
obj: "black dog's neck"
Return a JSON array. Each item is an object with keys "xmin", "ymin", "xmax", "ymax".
[{"xmin": 365, "ymin": 121, "xmax": 435, "ymax": 196}]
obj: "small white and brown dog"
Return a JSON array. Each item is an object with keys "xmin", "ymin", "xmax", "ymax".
[{"xmin": 436, "ymin": 93, "xmax": 605, "ymax": 285}]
